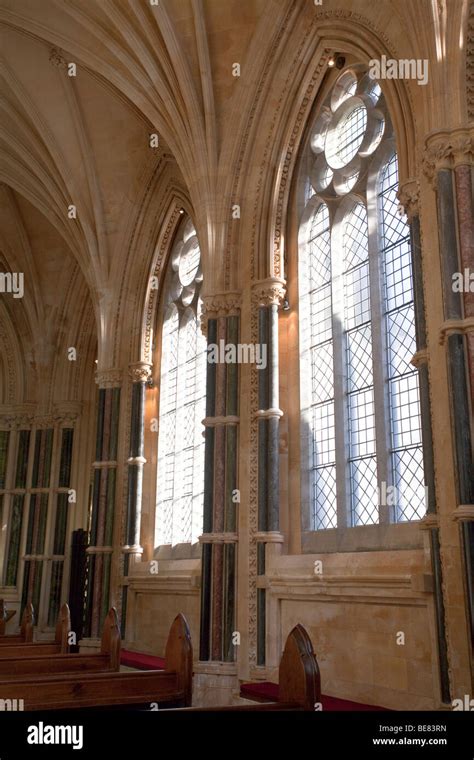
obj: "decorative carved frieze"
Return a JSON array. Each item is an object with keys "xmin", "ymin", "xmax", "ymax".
[
  {"xmin": 423, "ymin": 127, "xmax": 474, "ymax": 184},
  {"xmin": 251, "ymin": 278, "xmax": 286, "ymax": 307}
]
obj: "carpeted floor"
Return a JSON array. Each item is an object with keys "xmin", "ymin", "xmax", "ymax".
[{"xmin": 121, "ymin": 650, "xmax": 389, "ymax": 711}]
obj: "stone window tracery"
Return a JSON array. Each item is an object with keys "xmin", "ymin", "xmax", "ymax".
[
  {"xmin": 299, "ymin": 67, "xmax": 425, "ymax": 530},
  {"xmin": 155, "ymin": 217, "xmax": 206, "ymax": 547}
]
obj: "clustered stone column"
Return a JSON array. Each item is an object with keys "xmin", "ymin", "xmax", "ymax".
[
  {"xmin": 84, "ymin": 369, "xmax": 122, "ymax": 639},
  {"xmin": 198, "ymin": 293, "xmax": 240, "ymax": 664},
  {"xmin": 399, "ymin": 179, "xmax": 450, "ymax": 703},
  {"xmin": 251, "ymin": 278, "xmax": 285, "ymax": 667},
  {"xmin": 423, "ymin": 126, "xmax": 474, "ymax": 692},
  {"xmin": 120, "ymin": 362, "xmax": 151, "ymax": 636}
]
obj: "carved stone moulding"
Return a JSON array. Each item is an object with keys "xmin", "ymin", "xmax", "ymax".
[
  {"xmin": 198, "ymin": 532, "xmax": 239, "ymax": 544},
  {"xmin": 121, "ymin": 544, "xmax": 144, "ymax": 554},
  {"xmin": 128, "ymin": 361, "xmax": 153, "ymax": 383},
  {"xmin": 438, "ymin": 316, "xmax": 474, "ymax": 346},
  {"xmin": 95, "ymin": 368, "xmax": 123, "ymax": 388},
  {"xmin": 423, "ymin": 126, "xmax": 474, "ymax": 184},
  {"xmin": 251, "ymin": 277, "xmax": 286, "ymax": 307},
  {"xmin": 86, "ymin": 546, "xmax": 114, "ymax": 555}
]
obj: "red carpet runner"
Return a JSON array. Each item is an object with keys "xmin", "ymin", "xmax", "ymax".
[{"xmin": 121, "ymin": 650, "xmax": 388, "ymax": 711}]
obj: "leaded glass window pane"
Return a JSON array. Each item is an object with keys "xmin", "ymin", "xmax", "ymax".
[
  {"xmin": 155, "ymin": 221, "xmax": 206, "ymax": 547},
  {"xmin": 299, "ymin": 67, "xmax": 426, "ymax": 532}
]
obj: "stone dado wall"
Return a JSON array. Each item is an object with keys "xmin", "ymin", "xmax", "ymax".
[{"xmin": 127, "ymin": 542, "xmax": 437, "ymax": 710}]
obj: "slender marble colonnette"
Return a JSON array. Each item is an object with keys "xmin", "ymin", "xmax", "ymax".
[
  {"xmin": 199, "ymin": 293, "xmax": 240, "ymax": 663},
  {"xmin": 399, "ymin": 178, "xmax": 450, "ymax": 703},
  {"xmin": 120, "ymin": 362, "xmax": 151, "ymax": 636},
  {"xmin": 84, "ymin": 368, "xmax": 121, "ymax": 638},
  {"xmin": 423, "ymin": 126, "xmax": 474, "ymax": 695},
  {"xmin": 252, "ymin": 278, "xmax": 285, "ymax": 666}
]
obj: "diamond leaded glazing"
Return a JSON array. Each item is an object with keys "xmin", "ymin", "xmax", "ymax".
[{"xmin": 299, "ymin": 67, "xmax": 425, "ymax": 530}]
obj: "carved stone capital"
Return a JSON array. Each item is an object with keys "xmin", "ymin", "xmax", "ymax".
[
  {"xmin": 251, "ymin": 277, "xmax": 286, "ymax": 307},
  {"xmin": 201, "ymin": 292, "xmax": 241, "ymax": 319},
  {"xmin": 397, "ymin": 179, "xmax": 420, "ymax": 222},
  {"xmin": 95, "ymin": 368, "xmax": 123, "ymax": 388},
  {"xmin": 423, "ymin": 126, "xmax": 474, "ymax": 184},
  {"xmin": 200, "ymin": 292, "xmax": 241, "ymax": 335},
  {"xmin": 34, "ymin": 416, "xmax": 55, "ymax": 430},
  {"xmin": 53, "ymin": 401, "xmax": 82, "ymax": 427},
  {"xmin": 129, "ymin": 361, "xmax": 152, "ymax": 383},
  {"xmin": 0, "ymin": 403, "xmax": 36, "ymax": 430}
]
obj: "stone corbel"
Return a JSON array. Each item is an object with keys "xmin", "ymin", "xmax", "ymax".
[
  {"xmin": 418, "ymin": 513, "xmax": 439, "ymax": 530},
  {"xmin": 411, "ymin": 348, "xmax": 429, "ymax": 368},
  {"xmin": 397, "ymin": 178, "xmax": 420, "ymax": 222},
  {"xmin": 438, "ymin": 316, "xmax": 474, "ymax": 345}
]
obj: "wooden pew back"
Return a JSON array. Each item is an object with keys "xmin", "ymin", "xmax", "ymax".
[
  {"xmin": 164, "ymin": 613, "xmax": 193, "ymax": 706},
  {"xmin": 0, "ymin": 611, "xmax": 192, "ymax": 710},
  {"xmin": 0, "ymin": 608, "xmax": 120, "ymax": 678},
  {"xmin": 171, "ymin": 623, "xmax": 320, "ymax": 712},
  {"xmin": 0, "ymin": 603, "xmax": 70, "ymax": 658},
  {"xmin": 0, "ymin": 603, "xmax": 34, "ymax": 643}
]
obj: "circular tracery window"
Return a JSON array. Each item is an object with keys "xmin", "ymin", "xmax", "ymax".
[
  {"xmin": 325, "ymin": 101, "xmax": 368, "ymax": 169},
  {"xmin": 167, "ymin": 219, "xmax": 202, "ymax": 309},
  {"xmin": 179, "ymin": 236, "xmax": 200, "ymax": 286},
  {"xmin": 310, "ymin": 68, "xmax": 385, "ymax": 197}
]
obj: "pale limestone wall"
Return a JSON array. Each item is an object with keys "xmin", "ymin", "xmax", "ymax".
[
  {"xmin": 267, "ymin": 549, "xmax": 439, "ymax": 711},
  {"xmin": 124, "ymin": 559, "xmax": 200, "ymax": 657}
]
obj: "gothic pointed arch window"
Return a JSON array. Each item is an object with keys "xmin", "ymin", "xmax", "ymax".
[
  {"xmin": 155, "ymin": 217, "xmax": 207, "ymax": 547},
  {"xmin": 298, "ymin": 66, "xmax": 425, "ymax": 530}
]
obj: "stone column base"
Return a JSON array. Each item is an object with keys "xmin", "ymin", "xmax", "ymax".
[{"xmin": 192, "ymin": 665, "xmax": 239, "ymax": 707}]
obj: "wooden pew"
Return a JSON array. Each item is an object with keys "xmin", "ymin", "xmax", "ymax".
[
  {"xmin": 0, "ymin": 602, "xmax": 33, "ymax": 643},
  {"xmin": 0, "ymin": 603, "xmax": 70, "ymax": 658},
  {"xmin": 0, "ymin": 599, "xmax": 16, "ymax": 636},
  {"xmin": 0, "ymin": 608, "xmax": 120, "ymax": 677},
  {"xmin": 0, "ymin": 612, "xmax": 192, "ymax": 710},
  {"xmin": 171, "ymin": 623, "xmax": 320, "ymax": 712}
]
